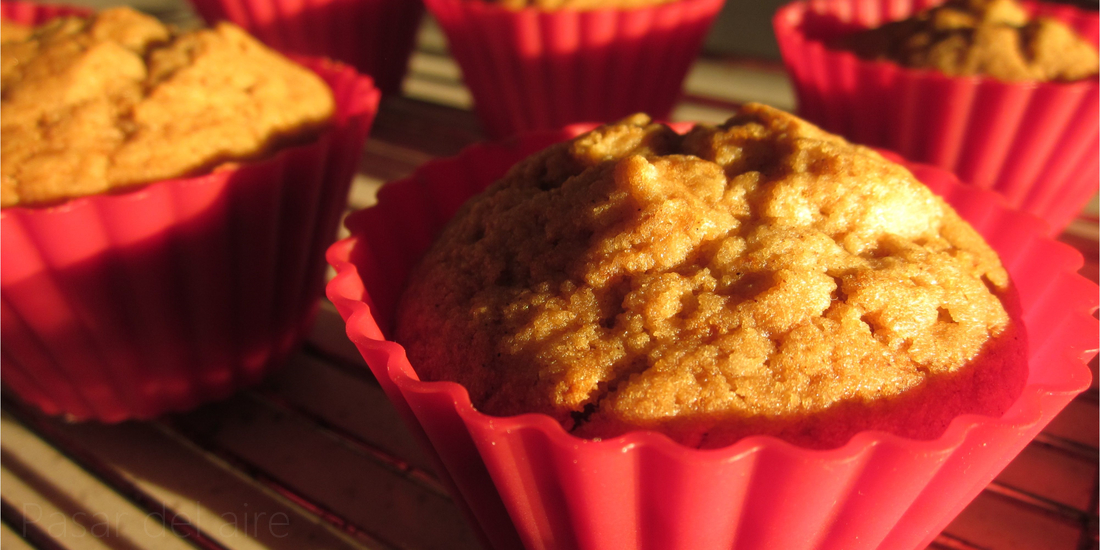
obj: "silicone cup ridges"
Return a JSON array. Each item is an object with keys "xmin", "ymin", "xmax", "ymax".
[
  {"xmin": 0, "ymin": 14, "xmax": 383, "ymax": 422},
  {"xmin": 773, "ymin": 0, "xmax": 1100, "ymax": 234},
  {"xmin": 0, "ymin": 0, "xmax": 89, "ymax": 22},
  {"xmin": 326, "ymin": 127, "xmax": 1098, "ymax": 550},
  {"xmin": 422, "ymin": 0, "xmax": 725, "ymax": 138},
  {"xmin": 188, "ymin": 0, "xmax": 424, "ymax": 95}
]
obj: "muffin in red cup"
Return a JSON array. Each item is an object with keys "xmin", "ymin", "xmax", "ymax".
[
  {"xmin": 424, "ymin": 0, "xmax": 725, "ymax": 138},
  {"xmin": 1, "ymin": 3, "xmax": 381, "ymax": 422},
  {"xmin": 188, "ymin": 0, "xmax": 424, "ymax": 95},
  {"xmin": 327, "ymin": 111, "xmax": 1097, "ymax": 550},
  {"xmin": 773, "ymin": 0, "xmax": 1099, "ymax": 235}
]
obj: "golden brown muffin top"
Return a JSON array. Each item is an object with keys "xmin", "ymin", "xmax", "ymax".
[
  {"xmin": 396, "ymin": 104, "xmax": 1014, "ymax": 446},
  {"xmin": 1, "ymin": 19, "xmax": 31, "ymax": 43},
  {"xmin": 834, "ymin": 0, "xmax": 1098, "ymax": 81},
  {"xmin": 0, "ymin": 8, "xmax": 335, "ymax": 208},
  {"xmin": 485, "ymin": 0, "xmax": 676, "ymax": 11}
]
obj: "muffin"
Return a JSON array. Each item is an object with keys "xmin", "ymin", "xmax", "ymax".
[
  {"xmin": 834, "ymin": 0, "xmax": 1098, "ymax": 81},
  {"xmin": 423, "ymin": 0, "xmax": 725, "ymax": 137},
  {"xmin": 0, "ymin": 2, "xmax": 381, "ymax": 422},
  {"xmin": 774, "ymin": 0, "xmax": 1099, "ymax": 234},
  {"xmin": 187, "ymin": 0, "xmax": 424, "ymax": 95},
  {"xmin": 393, "ymin": 104, "xmax": 1027, "ymax": 449},
  {"xmin": 1, "ymin": 7, "xmax": 334, "ymax": 207},
  {"xmin": 1, "ymin": 18, "xmax": 31, "ymax": 41},
  {"xmin": 327, "ymin": 113, "xmax": 1096, "ymax": 550}
]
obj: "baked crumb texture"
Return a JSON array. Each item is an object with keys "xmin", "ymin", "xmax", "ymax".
[
  {"xmin": 0, "ymin": 8, "xmax": 335, "ymax": 207},
  {"xmin": 1, "ymin": 19, "xmax": 31, "ymax": 43},
  {"xmin": 835, "ymin": 0, "xmax": 1098, "ymax": 82},
  {"xmin": 396, "ymin": 104, "xmax": 1027, "ymax": 449}
]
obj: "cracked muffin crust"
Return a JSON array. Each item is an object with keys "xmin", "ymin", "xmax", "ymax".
[
  {"xmin": 395, "ymin": 104, "xmax": 1027, "ymax": 448},
  {"xmin": 0, "ymin": 7, "xmax": 334, "ymax": 207},
  {"xmin": 1, "ymin": 19, "xmax": 31, "ymax": 43},
  {"xmin": 833, "ymin": 0, "xmax": 1098, "ymax": 82}
]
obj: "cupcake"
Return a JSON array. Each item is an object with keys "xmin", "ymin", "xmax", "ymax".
[
  {"xmin": 187, "ymin": 0, "xmax": 424, "ymax": 95},
  {"xmin": 327, "ymin": 108, "xmax": 1098, "ymax": 549},
  {"xmin": 396, "ymin": 105, "xmax": 1028, "ymax": 450},
  {"xmin": 423, "ymin": 0, "xmax": 725, "ymax": 138},
  {"xmin": 1, "ymin": 3, "xmax": 381, "ymax": 422},
  {"xmin": 773, "ymin": 0, "xmax": 1100, "ymax": 235}
]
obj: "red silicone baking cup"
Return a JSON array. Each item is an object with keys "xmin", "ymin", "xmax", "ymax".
[
  {"xmin": 774, "ymin": 0, "xmax": 1099, "ymax": 235},
  {"xmin": 1, "ymin": 4, "xmax": 382, "ymax": 423},
  {"xmin": 424, "ymin": 0, "xmax": 724, "ymax": 138},
  {"xmin": 188, "ymin": 0, "xmax": 423, "ymax": 95},
  {"xmin": 0, "ymin": 0, "xmax": 89, "ymax": 21},
  {"xmin": 327, "ymin": 125, "xmax": 1098, "ymax": 550}
]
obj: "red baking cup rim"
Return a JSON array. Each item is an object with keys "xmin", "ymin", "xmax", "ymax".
[
  {"xmin": 422, "ymin": 0, "xmax": 725, "ymax": 137},
  {"xmin": 429, "ymin": 0, "xmax": 723, "ymax": 16},
  {"xmin": 0, "ymin": 55, "xmax": 380, "ymax": 218},
  {"xmin": 186, "ymin": 0, "xmax": 424, "ymax": 95},
  {"xmin": 327, "ymin": 124, "xmax": 1098, "ymax": 463},
  {"xmin": 0, "ymin": 0, "xmax": 91, "ymax": 21}
]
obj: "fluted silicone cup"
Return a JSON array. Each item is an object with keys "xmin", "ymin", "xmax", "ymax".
[
  {"xmin": 0, "ymin": 0, "xmax": 89, "ymax": 21},
  {"xmin": 188, "ymin": 0, "xmax": 423, "ymax": 95},
  {"xmin": 424, "ymin": 0, "xmax": 724, "ymax": 138},
  {"xmin": 773, "ymin": 0, "xmax": 1099, "ymax": 235},
  {"xmin": 327, "ymin": 124, "xmax": 1098, "ymax": 550},
  {"xmin": 1, "ymin": 2, "xmax": 382, "ymax": 422}
]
